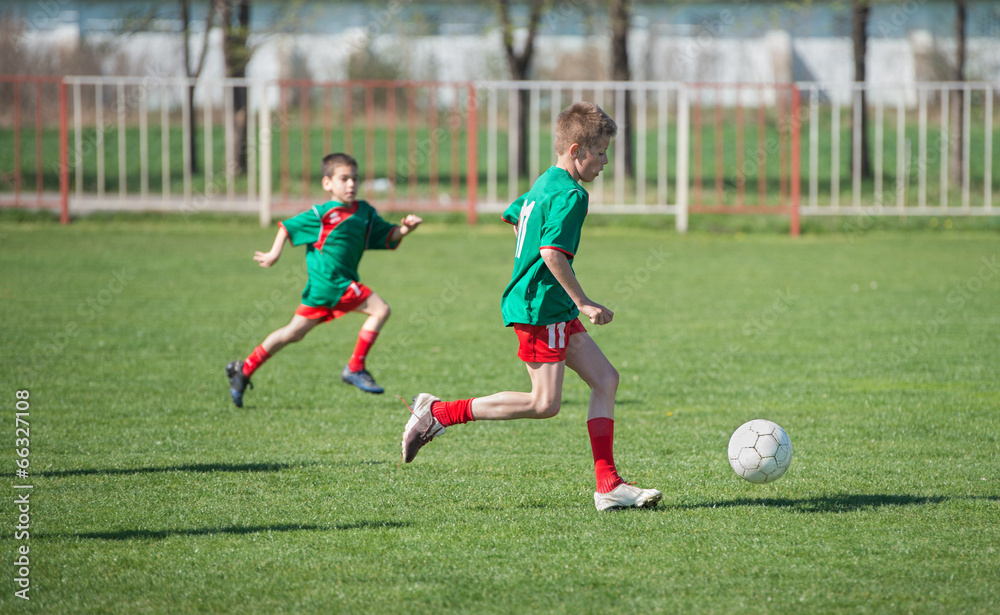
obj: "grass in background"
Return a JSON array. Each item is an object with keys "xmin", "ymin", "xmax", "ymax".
[{"xmin": 0, "ymin": 215, "xmax": 998, "ymax": 613}]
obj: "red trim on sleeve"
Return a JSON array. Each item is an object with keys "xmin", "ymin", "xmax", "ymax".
[
  {"xmin": 277, "ymin": 220, "xmax": 297, "ymax": 246},
  {"xmin": 386, "ymin": 225, "xmax": 401, "ymax": 250},
  {"xmin": 540, "ymin": 245, "xmax": 575, "ymax": 259},
  {"xmin": 502, "ymin": 215, "xmax": 516, "ymax": 226}
]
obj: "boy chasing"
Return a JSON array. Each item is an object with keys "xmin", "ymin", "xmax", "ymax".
[{"xmin": 226, "ymin": 153, "xmax": 422, "ymax": 406}]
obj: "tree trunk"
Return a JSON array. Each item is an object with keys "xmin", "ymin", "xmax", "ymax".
[
  {"xmin": 498, "ymin": 0, "xmax": 545, "ymax": 178},
  {"xmin": 222, "ymin": 0, "xmax": 251, "ymax": 175},
  {"xmin": 610, "ymin": 0, "xmax": 633, "ymax": 178},
  {"xmin": 949, "ymin": 0, "xmax": 966, "ymax": 186},
  {"xmin": 852, "ymin": 0, "xmax": 873, "ymax": 180},
  {"xmin": 181, "ymin": 0, "xmax": 198, "ymax": 175},
  {"xmin": 180, "ymin": 0, "xmax": 216, "ymax": 176}
]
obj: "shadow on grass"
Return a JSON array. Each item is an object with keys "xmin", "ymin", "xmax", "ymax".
[
  {"xmin": 680, "ymin": 493, "xmax": 1000, "ymax": 513},
  {"xmin": 60, "ymin": 521, "xmax": 410, "ymax": 541},
  {"xmin": 29, "ymin": 460, "xmax": 385, "ymax": 478}
]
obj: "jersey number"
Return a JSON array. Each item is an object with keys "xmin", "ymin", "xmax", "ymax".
[
  {"xmin": 513, "ymin": 200, "xmax": 536, "ymax": 259},
  {"xmin": 546, "ymin": 322, "xmax": 567, "ymax": 349}
]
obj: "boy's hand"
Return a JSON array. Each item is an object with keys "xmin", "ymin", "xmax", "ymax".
[
  {"xmin": 399, "ymin": 214, "xmax": 423, "ymax": 236},
  {"xmin": 579, "ymin": 301, "xmax": 614, "ymax": 326},
  {"xmin": 254, "ymin": 250, "xmax": 280, "ymax": 268},
  {"xmin": 254, "ymin": 226, "xmax": 288, "ymax": 267}
]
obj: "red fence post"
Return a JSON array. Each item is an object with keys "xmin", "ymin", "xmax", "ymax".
[
  {"xmin": 735, "ymin": 86, "xmax": 746, "ymax": 207},
  {"xmin": 714, "ymin": 84, "xmax": 724, "ymax": 205},
  {"xmin": 280, "ymin": 85, "xmax": 290, "ymax": 207},
  {"xmin": 344, "ymin": 84, "xmax": 354, "ymax": 154},
  {"xmin": 692, "ymin": 88, "xmax": 702, "ymax": 207},
  {"xmin": 35, "ymin": 81, "xmax": 44, "ymax": 205},
  {"xmin": 365, "ymin": 83, "xmax": 375, "ymax": 191},
  {"xmin": 301, "ymin": 83, "xmax": 311, "ymax": 201},
  {"xmin": 428, "ymin": 88, "xmax": 439, "ymax": 202},
  {"xmin": 790, "ymin": 85, "xmax": 802, "ymax": 237},
  {"xmin": 757, "ymin": 94, "xmax": 766, "ymax": 206},
  {"xmin": 322, "ymin": 86, "xmax": 332, "ymax": 154},
  {"xmin": 778, "ymin": 86, "xmax": 788, "ymax": 206},
  {"xmin": 407, "ymin": 85, "xmax": 418, "ymax": 202},
  {"xmin": 386, "ymin": 84, "xmax": 397, "ymax": 205},
  {"xmin": 13, "ymin": 81, "xmax": 21, "ymax": 203}
]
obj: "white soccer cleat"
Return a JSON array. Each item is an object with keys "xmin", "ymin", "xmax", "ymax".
[
  {"xmin": 401, "ymin": 393, "xmax": 445, "ymax": 463},
  {"xmin": 594, "ymin": 482, "xmax": 663, "ymax": 511}
]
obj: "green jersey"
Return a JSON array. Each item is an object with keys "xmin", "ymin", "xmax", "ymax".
[
  {"xmin": 500, "ymin": 166, "xmax": 589, "ymax": 326},
  {"xmin": 280, "ymin": 200, "xmax": 399, "ymax": 307}
]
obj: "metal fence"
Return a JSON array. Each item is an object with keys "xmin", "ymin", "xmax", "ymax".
[
  {"xmin": 798, "ymin": 81, "xmax": 995, "ymax": 217},
  {"xmin": 0, "ymin": 75, "xmax": 70, "ymax": 223},
  {"xmin": 1, "ymin": 75, "xmax": 997, "ymax": 234}
]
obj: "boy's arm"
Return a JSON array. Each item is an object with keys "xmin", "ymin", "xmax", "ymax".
[
  {"xmin": 540, "ymin": 248, "xmax": 613, "ymax": 326},
  {"xmin": 254, "ymin": 225, "xmax": 289, "ymax": 268},
  {"xmin": 388, "ymin": 214, "xmax": 423, "ymax": 244}
]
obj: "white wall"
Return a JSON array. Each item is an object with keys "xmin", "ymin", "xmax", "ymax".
[{"xmin": 24, "ymin": 25, "xmax": 1000, "ymax": 109}]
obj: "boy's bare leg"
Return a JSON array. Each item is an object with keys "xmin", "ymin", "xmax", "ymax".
[
  {"xmin": 469, "ymin": 361, "xmax": 566, "ymax": 420},
  {"xmin": 353, "ymin": 292, "xmax": 391, "ymax": 333},
  {"xmin": 466, "ymin": 333, "xmax": 612, "ymax": 421},
  {"xmin": 226, "ymin": 314, "xmax": 320, "ymax": 407},
  {"xmin": 564, "ymin": 332, "xmax": 618, "ymax": 421},
  {"xmin": 564, "ymin": 332, "xmax": 662, "ymax": 509},
  {"xmin": 401, "ymin": 361, "xmax": 565, "ymax": 462},
  {"xmin": 343, "ymin": 292, "xmax": 391, "ymax": 393},
  {"xmin": 260, "ymin": 314, "xmax": 322, "ymax": 355}
]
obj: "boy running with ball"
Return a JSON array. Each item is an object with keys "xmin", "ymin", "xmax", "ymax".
[
  {"xmin": 226, "ymin": 153, "xmax": 422, "ymax": 406},
  {"xmin": 401, "ymin": 103, "xmax": 662, "ymax": 511}
]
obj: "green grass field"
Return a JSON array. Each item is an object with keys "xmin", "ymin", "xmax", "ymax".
[{"xmin": 1, "ymin": 214, "xmax": 998, "ymax": 613}]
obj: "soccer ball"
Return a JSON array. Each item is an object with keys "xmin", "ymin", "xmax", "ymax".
[{"xmin": 728, "ymin": 419, "xmax": 793, "ymax": 484}]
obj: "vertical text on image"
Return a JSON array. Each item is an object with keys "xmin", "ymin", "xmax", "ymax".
[{"xmin": 13, "ymin": 389, "xmax": 32, "ymax": 601}]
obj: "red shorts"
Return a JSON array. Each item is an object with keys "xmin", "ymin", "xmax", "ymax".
[
  {"xmin": 295, "ymin": 282, "xmax": 373, "ymax": 322},
  {"xmin": 513, "ymin": 318, "xmax": 587, "ymax": 363}
]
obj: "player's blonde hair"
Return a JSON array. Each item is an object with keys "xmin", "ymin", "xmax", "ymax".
[
  {"xmin": 554, "ymin": 102, "xmax": 617, "ymax": 155},
  {"xmin": 321, "ymin": 153, "xmax": 358, "ymax": 178}
]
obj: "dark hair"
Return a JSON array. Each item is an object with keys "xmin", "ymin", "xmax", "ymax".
[
  {"xmin": 554, "ymin": 102, "xmax": 617, "ymax": 155},
  {"xmin": 321, "ymin": 153, "xmax": 358, "ymax": 178}
]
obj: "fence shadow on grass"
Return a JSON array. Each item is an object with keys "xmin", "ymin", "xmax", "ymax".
[
  {"xmin": 678, "ymin": 493, "xmax": 1000, "ymax": 513},
  {"xmin": 26, "ymin": 460, "xmax": 386, "ymax": 478},
  {"xmin": 62, "ymin": 520, "xmax": 410, "ymax": 541},
  {"xmin": 31, "ymin": 462, "xmax": 317, "ymax": 478}
]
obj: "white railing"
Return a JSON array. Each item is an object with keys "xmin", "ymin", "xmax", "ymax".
[
  {"xmin": 3, "ymin": 75, "xmax": 997, "ymax": 233},
  {"xmin": 472, "ymin": 81, "xmax": 693, "ymax": 232},
  {"xmin": 798, "ymin": 81, "xmax": 996, "ymax": 217},
  {"xmin": 63, "ymin": 75, "xmax": 266, "ymax": 221}
]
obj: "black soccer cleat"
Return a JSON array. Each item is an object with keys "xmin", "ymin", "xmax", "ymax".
[{"xmin": 226, "ymin": 360, "xmax": 253, "ymax": 407}]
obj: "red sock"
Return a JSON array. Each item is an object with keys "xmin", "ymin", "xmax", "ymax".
[
  {"xmin": 242, "ymin": 345, "xmax": 271, "ymax": 378},
  {"xmin": 588, "ymin": 417, "xmax": 624, "ymax": 494},
  {"xmin": 431, "ymin": 399, "xmax": 476, "ymax": 427},
  {"xmin": 348, "ymin": 329, "xmax": 379, "ymax": 372}
]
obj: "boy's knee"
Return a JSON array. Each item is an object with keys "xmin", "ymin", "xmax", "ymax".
[
  {"xmin": 367, "ymin": 301, "xmax": 390, "ymax": 323},
  {"xmin": 283, "ymin": 322, "xmax": 314, "ymax": 344},
  {"xmin": 594, "ymin": 366, "xmax": 619, "ymax": 394},
  {"xmin": 535, "ymin": 397, "xmax": 561, "ymax": 419}
]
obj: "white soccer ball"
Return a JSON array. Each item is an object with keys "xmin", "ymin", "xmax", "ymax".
[{"xmin": 728, "ymin": 419, "xmax": 793, "ymax": 484}]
